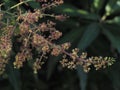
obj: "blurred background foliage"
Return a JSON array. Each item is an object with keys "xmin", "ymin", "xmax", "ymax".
[{"xmin": 0, "ymin": 0, "xmax": 120, "ymax": 90}]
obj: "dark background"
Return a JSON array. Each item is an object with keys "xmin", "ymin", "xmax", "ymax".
[{"xmin": 0, "ymin": 0, "xmax": 120, "ymax": 90}]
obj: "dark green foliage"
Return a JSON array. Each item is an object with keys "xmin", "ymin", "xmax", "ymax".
[{"xmin": 0, "ymin": 0, "xmax": 120, "ymax": 90}]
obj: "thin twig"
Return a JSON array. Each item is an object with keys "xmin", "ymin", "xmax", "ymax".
[{"xmin": 8, "ymin": 0, "xmax": 33, "ymax": 11}]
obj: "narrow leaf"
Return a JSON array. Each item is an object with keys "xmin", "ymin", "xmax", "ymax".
[{"xmin": 77, "ymin": 23, "xmax": 100, "ymax": 50}]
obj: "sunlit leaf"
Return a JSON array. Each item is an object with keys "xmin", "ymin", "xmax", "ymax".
[{"xmin": 105, "ymin": 0, "xmax": 119, "ymax": 15}]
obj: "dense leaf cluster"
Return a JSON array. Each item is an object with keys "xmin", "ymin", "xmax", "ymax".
[{"xmin": 0, "ymin": 0, "xmax": 119, "ymax": 90}]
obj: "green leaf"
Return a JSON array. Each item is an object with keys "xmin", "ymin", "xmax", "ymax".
[
  {"xmin": 46, "ymin": 55, "xmax": 61, "ymax": 80},
  {"xmin": 105, "ymin": 0, "xmax": 119, "ymax": 15},
  {"xmin": 53, "ymin": 4, "xmax": 100, "ymax": 20},
  {"xmin": 106, "ymin": 16, "xmax": 120, "ymax": 24},
  {"xmin": 105, "ymin": 62, "xmax": 120, "ymax": 90},
  {"xmin": 6, "ymin": 63, "xmax": 21, "ymax": 90},
  {"xmin": 88, "ymin": 33, "xmax": 111, "ymax": 56},
  {"xmin": 77, "ymin": 23, "xmax": 100, "ymax": 50},
  {"xmin": 92, "ymin": 0, "xmax": 104, "ymax": 13},
  {"xmin": 59, "ymin": 28, "xmax": 84, "ymax": 44},
  {"xmin": 28, "ymin": 1, "xmax": 40, "ymax": 9},
  {"xmin": 77, "ymin": 67, "xmax": 87, "ymax": 90},
  {"xmin": 102, "ymin": 24, "xmax": 120, "ymax": 52},
  {"xmin": 3, "ymin": 0, "xmax": 17, "ymax": 9}
]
